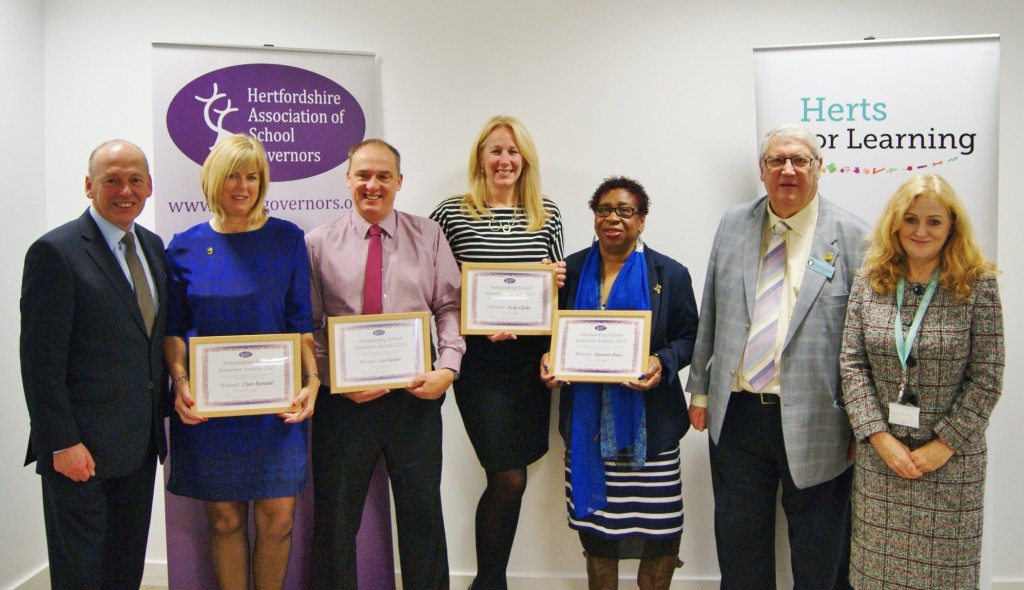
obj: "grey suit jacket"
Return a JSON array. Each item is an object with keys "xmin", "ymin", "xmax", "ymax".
[{"xmin": 686, "ymin": 195, "xmax": 868, "ymax": 488}]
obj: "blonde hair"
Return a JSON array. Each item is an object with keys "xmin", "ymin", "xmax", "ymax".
[
  {"xmin": 201, "ymin": 134, "xmax": 270, "ymax": 226},
  {"xmin": 461, "ymin": 115, "xmax": 547, "ymax": 231},
  {"xmin": 863, "ymin": 174, "xmax": 995, "ymax": 300}
]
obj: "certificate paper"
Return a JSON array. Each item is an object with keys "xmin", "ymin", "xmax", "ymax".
[
  {"xmin": 189, "ymin": 334, "xmax": 301, "ymax": 418},
  {"xmin": 550, "ymin": 310, "xmax": 651, "ymax": 383},
  {"xmin": 328, "ymin": 312, "xmax": 431, "ymax": 393},
  {"xmin": 461, "ymin": 262, "xmax": 557, "ymax": 335}
]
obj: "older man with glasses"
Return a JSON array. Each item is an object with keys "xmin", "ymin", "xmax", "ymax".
[{"xmin": 686, "ymin": 123, "xmax": 869, "ymax": 589}]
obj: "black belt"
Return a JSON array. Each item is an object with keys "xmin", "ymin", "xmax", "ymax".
[{"xmin": 732, "ymin": 390, "xmax": 779, "ymax": 405}]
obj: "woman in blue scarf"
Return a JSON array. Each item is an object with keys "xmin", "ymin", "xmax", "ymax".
[{"xmin": 541, "ymin": 176, "xmax": 698, "ymax": 589}]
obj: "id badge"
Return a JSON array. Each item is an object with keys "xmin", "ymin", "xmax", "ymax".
[{"xmin": 888, "ymin": 402, "xmax": 920, "ymax": 429}]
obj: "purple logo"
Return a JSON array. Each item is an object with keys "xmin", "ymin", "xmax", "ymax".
[
  {"xmin": 503, "ymin": 278, "xmax": 516, "ymax": 284},
  {"xmin": 166, "ymin": 63, "xmax": 366, "ymax": 181},
  {"xmin": 239, "ymin": 351, "xmax": 253, "ymax": 358},
  {"xmin": 594, "ymin": 325, "xmax": 607, "ymax": 332},
  {"xmin": 372, "ymin": 329, "xmax": 386, "ymax": 336}
]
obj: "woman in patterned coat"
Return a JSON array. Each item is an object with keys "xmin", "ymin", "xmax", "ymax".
[{"xmin": 840, "ymin": 174, "xmax": 1003, "ymax": 589}]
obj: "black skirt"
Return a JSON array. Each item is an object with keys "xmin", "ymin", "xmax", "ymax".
[{"xmin": 454, "ymin": 335, "xmax": 552, "ymax": 472}]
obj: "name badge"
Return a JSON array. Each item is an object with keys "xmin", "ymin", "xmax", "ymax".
[
  {"xmin": 888, "ymin": 402, "xmax": 920, "ymax": 429},
  {"xmin": 806, "ymin": 256, "xmax": 835, "ymax": 279}
]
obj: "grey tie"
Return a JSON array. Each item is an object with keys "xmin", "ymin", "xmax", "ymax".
[{"xmin": 122, "ymin": 232, "xmax": 156, "ymax": 335}]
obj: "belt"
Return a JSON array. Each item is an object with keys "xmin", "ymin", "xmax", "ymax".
[{"xmin": 732, "ymin": 390, "xmax": 779, "ymax": 405}]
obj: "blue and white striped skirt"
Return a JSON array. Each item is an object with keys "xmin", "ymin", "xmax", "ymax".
[{"xmin": 565, "ymin": 446, "xmax": 683, "ymax": 538}]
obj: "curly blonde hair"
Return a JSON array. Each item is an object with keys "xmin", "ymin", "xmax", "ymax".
[
  {"xmin": 863, "ymin": 174, "xmax": 995, "ymax": 300},
  {"xmin": 460, "ymin": 115, "xmax": 548, "ymax": 232}
]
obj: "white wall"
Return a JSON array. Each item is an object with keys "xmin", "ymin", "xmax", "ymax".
[
  {"xmin": 6, "ymin": 0, "xmax": 1023, "ymax": 587},
  {"xmin": 1, "ymin": 0, "xmax": 48, "ymax": 586}
]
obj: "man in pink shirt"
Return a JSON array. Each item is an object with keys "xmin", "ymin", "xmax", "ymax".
[{"xmin": 306, "ymin": 139, "xmax": 465, "ymax": 590}]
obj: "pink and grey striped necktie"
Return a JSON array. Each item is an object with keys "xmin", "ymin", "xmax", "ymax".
[{"xmin": 743, "ymin": 221, "xmax": 789, "ymax": 391}]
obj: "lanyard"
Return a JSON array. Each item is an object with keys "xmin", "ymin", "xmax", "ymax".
[{"xmin": 894, "ymin": 268, "xmax": 939, "ymax": 373}]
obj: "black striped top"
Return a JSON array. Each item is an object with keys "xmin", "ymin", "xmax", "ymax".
[{"xmin": 429, "ymin": 196, "xmax": 564, "ymax": 265}]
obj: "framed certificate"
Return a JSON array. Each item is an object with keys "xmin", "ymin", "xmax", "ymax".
[
  {"xmin": 328, "ymin": 311, "xmax": 431, "ymax": 394},
  {"xmin": 461, "ymin": 262, "xmax": 557, "ymax": 335},
  {"xmin": 189, "ymin": 333, "xmax": 302, "ymax": 418},
  {"xmin": 550, "ymin": 310, "xmax": 652, "ymax": 383}
]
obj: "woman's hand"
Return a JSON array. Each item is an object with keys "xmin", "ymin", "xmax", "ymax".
[
  {"xmin": 487, "ymin": 331, "xmax": 517, "ymax": 343},
  {"xmin": 910, "ymin": 438, "xmax": 954, "ymax": 474},
  {"xmin": 343, "ymin": 388, "xmax": 391, "ymax": 404},
  {"xmin": 173, "ymin": 378, "xmax": 207, "ymax": 425},
  {"xmin": 625, "ymin": 355, "xmax": 662, "ymax": 392},
  {"xmin": 541, "ymin": 258, "xmax": 567, "ymax": 289},
  {"xmin": 540, "ymin": 352, "xmax": 566, "ymax": 389},
  {"xmin": 280, "ymin": 377, "xmax": 319, "ymax": 423},
  {"xmin": 869, "ymin": 431, "xmax": 923, "ymax": 479}
]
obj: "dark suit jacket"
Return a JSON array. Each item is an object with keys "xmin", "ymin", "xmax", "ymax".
[
  {"xmin": 21, "ymin": 209, "xmax": 168, "ymax": 478},
  {"xmin": 558, "ymin": 245, "xmax": 699, "ymax": 457}
]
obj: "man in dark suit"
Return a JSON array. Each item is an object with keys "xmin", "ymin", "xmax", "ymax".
[
  {"xmin": 686, "ymin": 124, "xmax": 868, "ymax": 589},
  {"xmin": 20, "ymin": 140, "xmax": 168, "ymax": 590}
]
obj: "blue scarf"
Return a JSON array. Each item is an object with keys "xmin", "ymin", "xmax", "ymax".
[{"xmin": 569, "ymin": 241, "xmax": 650, "ymax": 518}]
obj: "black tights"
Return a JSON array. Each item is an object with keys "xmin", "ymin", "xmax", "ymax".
[{"xmin": 472, "ymin": 467, "xmax": 527, "ymax": 590}]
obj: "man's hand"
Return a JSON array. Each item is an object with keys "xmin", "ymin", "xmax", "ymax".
[
  {"xmin": 406, "ymin": 369, "xmax": 456, "ymax": 400},
  {"xmin": 688, "ymin": 406, "xmax": 707, "ymax": 432},
  {"xmin": 53, "ymin": 443, "xmax": 96, "ymax": 482}
]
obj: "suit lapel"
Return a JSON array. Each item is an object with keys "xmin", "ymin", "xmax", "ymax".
[
  {"xmin": 784, "ymin": 199, "xmax": 840, "ymax": 349},
  {"xmin": 743, "ymin": 199, "xmax": 769, "ymax": 320},
  {"xmin": 645, "ymin": 248, "xmax": 662, "ymax": 346},
  {"xmin": 78, "ymin": 212, "xmax": 149, "ymax": 335}
]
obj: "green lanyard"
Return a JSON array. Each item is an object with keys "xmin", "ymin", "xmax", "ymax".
[{"xmin": 894, "ymin": 269, "xmax": 939, "ymax": 400}]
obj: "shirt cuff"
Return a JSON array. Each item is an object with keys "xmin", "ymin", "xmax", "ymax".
[{"xmin": 689, "ymin": 393, "xmax": 708, "ymax": 408}]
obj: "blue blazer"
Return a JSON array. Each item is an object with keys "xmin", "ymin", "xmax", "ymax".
[
  {"xmin": 686, "ymin": 196, "xmax": 868, "ymax": 488},
  {"xmin": 21, "ymin": 209, "xmax": 168, "ymax": 478},
  {"xmin": 558, "ymin": 245, "xmax": 699, "ymax": 457}
]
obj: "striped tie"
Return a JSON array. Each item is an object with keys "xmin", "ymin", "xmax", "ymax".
[{"xmin": 743, "ymin": 221, "xmax": 788, "ymax": 391}]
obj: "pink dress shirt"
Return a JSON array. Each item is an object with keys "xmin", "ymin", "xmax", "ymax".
[{"xmin": 306, "ymin": 209, "xmax": 466, "ymax": 380}]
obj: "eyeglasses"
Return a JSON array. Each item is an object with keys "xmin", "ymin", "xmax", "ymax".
[
  {"xmin": 595, "ymin": 205, "xmax": 640, "ymax": 219},
  {"xmin": 763, "ymin": 155, "xmax": 817, "ymax": 170}
]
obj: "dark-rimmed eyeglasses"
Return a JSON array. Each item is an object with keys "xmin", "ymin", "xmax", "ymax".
[
  {"xmin": 595, "ymin": 205, "xmax": 639, "ymax": 219},
  {"xmin": 763, "ymin": 155, "xmax": 816, "ymax": 170}
]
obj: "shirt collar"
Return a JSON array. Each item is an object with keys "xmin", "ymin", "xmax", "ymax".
[
  {"xmin": 766, "ymin": 194, "xmax": 817, "ymax": 238},
  {"xmin": 351, "ymin": 209, "xmax": 398, "ymax": 238},
  {"xmin": 89, "ymin": 205, "xmax": 136, "ymax": 251}
]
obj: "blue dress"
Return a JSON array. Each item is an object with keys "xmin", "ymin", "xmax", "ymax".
[{"xmin": 165, "ymin": 217, "xmax": 314, "ymax": 502}]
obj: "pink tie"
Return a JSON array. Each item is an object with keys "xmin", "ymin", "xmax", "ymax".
[{"xmin": 362, "ymin": 225, "xmax": 383, "ymax": 315}]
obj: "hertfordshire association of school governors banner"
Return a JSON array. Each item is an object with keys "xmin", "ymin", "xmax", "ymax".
[
  {"xmin": 152, "ymin": 42, "xmax": 387, "ymax": 590},
  {"xmin": 754, "ymin": 35, "xmax": 1000, "ymax": 261}
]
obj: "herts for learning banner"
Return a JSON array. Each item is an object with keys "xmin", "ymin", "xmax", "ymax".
[
  {"xmin": 153, "ymin": 43, "xmax": 380, "ymax": 238},
  {"xmin": 754, "ymin": 35, "xmax": 999, "ymax": 260}
]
